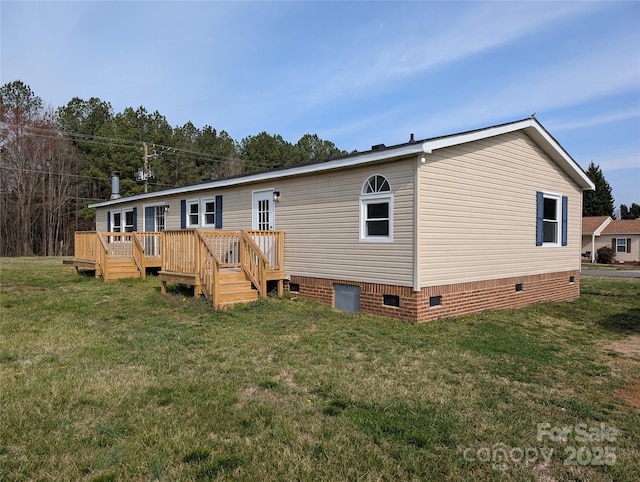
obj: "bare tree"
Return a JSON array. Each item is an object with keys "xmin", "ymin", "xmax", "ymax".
[{"xmin": 1, "ymin": 81, "xmax": 85, "ymax": 256}]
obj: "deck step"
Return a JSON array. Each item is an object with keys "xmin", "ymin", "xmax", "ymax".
[
  {"xmin": 104, "ymin": 259, "xmax": 141, "ymax": 281},
  {"xmin": 217, "ymin": 288, "xmax": 259, "ymax": 303}
]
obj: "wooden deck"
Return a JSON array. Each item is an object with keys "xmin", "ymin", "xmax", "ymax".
[{"xmin": 70, "ymin": 229, "xmax": 285, "ymax": 309}]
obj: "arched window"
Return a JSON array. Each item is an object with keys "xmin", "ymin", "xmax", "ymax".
[
  {"xmin": 362, "ymin": 174, "xmax": 390, "ymax": 194},
  {"xmin": 360, "ymin": 175, "xmax": 393, "ymax": 242}
]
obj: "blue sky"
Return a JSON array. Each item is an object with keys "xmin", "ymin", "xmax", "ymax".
[{"xmin": 2, "ymin": 1, "xmax": 639, "ymax": 209}]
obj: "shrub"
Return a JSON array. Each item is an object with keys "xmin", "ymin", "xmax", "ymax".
[{"xmin": 596, "ymin": 246, "xmax": 616, "ymax": 264}]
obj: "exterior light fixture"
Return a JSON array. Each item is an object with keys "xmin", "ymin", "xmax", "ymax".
[{"xmin": 273, "ymin": 191, "xmax": 281, "ymax": 202}]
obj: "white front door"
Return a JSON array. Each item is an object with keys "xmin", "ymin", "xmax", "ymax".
[
  {"xmin": 252, "ymin": 190, "xmax": 275, "ymax": 263},
  {"xmin": 252, "ymin": 190, "xmax": 274, "ymax": 230}
]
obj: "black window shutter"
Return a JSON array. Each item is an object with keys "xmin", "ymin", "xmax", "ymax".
[
  {"xmin": 180, "ymin": 200, "xmax": 187, "ymax": 229},
  {"xmin": 215, "ymin": 195, "xmax": 223, "ymax": 229},
  {"xmin": 612, "ymin": 238, "xmax": 616, "ymax": 250},
  {"xmin": 561, "ymin": 196, "xmax": 568, "ymax": 246},
  {"xmin": 107, "ymin": 211, "xmax": 111, "ymax": 232},
  {"xmin": 535, "ymin": 192, "xmax": 544, "ymax": 246},
  {"xmin": 627, "ymin": 238, "xmax": 632, "ymax": 253},
  {"xmin": 132, "ymin": 207, "xmax": 138, "ymax": 232}
]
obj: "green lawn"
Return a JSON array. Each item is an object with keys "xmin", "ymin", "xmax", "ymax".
[{"xmin": 1, "ymin": 257, "xmax": 639, "ymax": 481}]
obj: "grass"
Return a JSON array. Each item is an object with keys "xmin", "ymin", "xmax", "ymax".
[{"xmin": 1, "ymin": 257, "xmax": 639, "ymax": 481}]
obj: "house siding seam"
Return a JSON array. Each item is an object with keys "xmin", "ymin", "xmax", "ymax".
[{"xmin": 287, "ymin": 270, "xmax": 579, "ymax": 322}]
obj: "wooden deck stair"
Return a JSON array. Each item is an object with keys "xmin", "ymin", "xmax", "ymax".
[
  {"xmin": 104, "ymin": 257, "xmax": 141, "ymax": 281},
  {"xmin": 215, "ymin": 268, "xmax": 259, "ymax": 307}
]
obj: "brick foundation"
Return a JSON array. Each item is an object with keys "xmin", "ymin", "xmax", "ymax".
[{"xmin": 286, "ymin": 271, "xmax": 580, "ymax": 323}]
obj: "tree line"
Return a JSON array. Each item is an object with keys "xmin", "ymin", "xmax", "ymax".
[
  {"xmin": 1, "ymin": 80, "xmax": 347, "ymax": 256},
  {"xmin": 582, "ymin": 161, "xmax": 639, "ymax": 219},
  {"xmin": 2, "ymin": 80, "xmax": 637, "ymax": 257}
]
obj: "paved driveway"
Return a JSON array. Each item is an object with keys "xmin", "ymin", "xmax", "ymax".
[{"xmin": 582, "ymin": 269, "xmax": 640, "ymax": 278}]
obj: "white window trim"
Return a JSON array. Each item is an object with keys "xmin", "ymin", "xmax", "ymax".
[
  {"xmin": 123, "ymin": 208, "xmax": 135, "ymax": 233},
  {"xmin": 541, "ymin": 191, "xmax": 561, "ymax": 247},
  {"xmin": 359, "ymin": 193, "xmax": 394, "ymax": 243},
  {"xmin": 201, "ymin": 197, "xmax": 217, "ymax": 228},
  {"xmin": 110, "ymin": 208, "xmax": 135, "ymax": 232},
  {"xmin": 616, "ymin": 238, "xmax": 627, "ymax": 253},
  {"xmin": 111, "ymin": 211, "xmax": 122, "ymax": 233},
  {"xmin": 186, "ymin": 199, "xmax": 200, "ymax": 228}
]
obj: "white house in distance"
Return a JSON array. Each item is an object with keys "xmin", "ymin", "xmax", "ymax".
[
  {"xmin": 583, "ymin": 217, "xmax": 640, "ymax": 264},
  {"xmin": 86, "ymin": 117, "xmax": 595, "ymax": 322}
]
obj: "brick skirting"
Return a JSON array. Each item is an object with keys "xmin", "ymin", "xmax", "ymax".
[{"xmin": 285, "ymin": 271, "xmax": 580, "ymax": 323}]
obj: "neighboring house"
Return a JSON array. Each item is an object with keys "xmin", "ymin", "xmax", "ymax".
[
  {"xmin": 86, "ymin": 117, "xmax": 595, "ymax": 322},
  {"xmin": 601, "ymin": 219, "xmax": 640, "ymax": 263},
  {"xmin": 582, "ymin": 216, "xmax": 612, "ymax": 263},
  {"xmin": 582, "ymin": 217, "xmax": 640, "ymax": 264}
]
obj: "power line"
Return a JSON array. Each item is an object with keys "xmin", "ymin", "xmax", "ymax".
[
  {"xmin": 0, "ymin": 165, "xmax": 179, "ymax": 190},
  {"xmin": 2, "ymin": 123, "xmax": 277, "ymax": 169}
]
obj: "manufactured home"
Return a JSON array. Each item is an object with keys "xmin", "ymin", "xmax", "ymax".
[{"xmin": 75, "ymin": 117, "xmax": 595, "ymax": 322}]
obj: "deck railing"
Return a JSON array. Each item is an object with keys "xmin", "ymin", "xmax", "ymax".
[
  {"xmin": 74, "ymin": 232, "xmax": 98, "ymax": 262},
  {"xmin": 245, "ymin": 230, "xmax": 284, "ymax": 271},
  {"xmin": 161, "ymin": 230, "xmax": 198, "ymax": 274},
  {"xmin": 200, "ymin": 230, "xmax": 242, "ymax": 268},
  {"xmin": 240, "ymin": 231, "xmax": 268, "ymax": 296},
  {"xmin": 73, "ymin": 229, "xmax": 284, "ymax": 296},
  {"xmin": 196, "ymin": 231, "xmax": 221, "ymax": 306},
  {"xmin": 138, "ymin": 232, "xmax": 162, "ymax": 259}
]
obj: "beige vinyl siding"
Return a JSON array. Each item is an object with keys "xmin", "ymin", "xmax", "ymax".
[
  {"xmin": 94, "ymin": 160, "xmax": 416, "ymax": 287},
  {"xmin": 593, "ymin": 235, "xmax": 640, "ymax": 263},
  {"xmin": 251, "ymin": 160, "xmax": 415, "ymax": 286},
  {"xmin": 418, "ymin": 131, "xmax": 582, "ymax": 287}
]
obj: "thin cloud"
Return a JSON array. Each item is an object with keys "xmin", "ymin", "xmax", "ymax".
[{"xmin": 550, "ymin": 109, "xmax": 640, "ymax": 131}]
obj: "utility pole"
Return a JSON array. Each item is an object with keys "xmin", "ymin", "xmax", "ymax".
[
  {"xmin": 143, "ymin": 142, "xmax": 149, "ymax": 193},
  {"xmin": 135, "ymin": 142, "xmax": 156, "ymax": 192}
]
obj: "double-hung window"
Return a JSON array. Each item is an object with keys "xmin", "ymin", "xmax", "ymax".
[
  {"xmin": 543, "ymin": 195, "xmax": 559, "ymax": 244},
  {"xmin": 202, "ymin": 198, "xmax": 216, "ymax": 227},
  {"xmin": 615, "ymin": 238, "xmax": 629, "ymax": 253},
  {"xmin": 187, "ymin": 200, "xmax": 199, "ymax": 228},
  {"xmin": 124, "ymin": 209, "xmax": 135, "ymax": 233},
  {"xmin": 536, "ymin": 191, "xmax": 568, "ymax": 247},
  {"xmin": 360, "ymin": 175, "xmax": 393, "ymax": 242},
  {"xmin": 180, "ymin": 196, "xmax": 223, "ymax": 229}
]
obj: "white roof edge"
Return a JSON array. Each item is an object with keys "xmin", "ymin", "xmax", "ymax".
[
  {"xmin": 422, "ymin": 118, "xmax": 595, "ymax": 191},
  {"xmin": 89, "ymin": 143, "xmax": 424, "ymax": 208},
  {"xmin": 594, "ymin": 217, "xmax": 613, "ymax": 235},
  {"xmin": 421, "ymin": 119, "xmax": 532, "ymax": 153},
  {"xmin": 89, "ymin": 118, "xmax": 594, "ymax": 208}
]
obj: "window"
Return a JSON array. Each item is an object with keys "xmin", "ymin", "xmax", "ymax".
[
  {"xmin": 181, "ymin": 196, "xmax": 222, "ymax": 229},
  {"xmin": 536, "ymin": 192, "xmax": 567, "ymax": 247},
  {"xmin": 613, "ymin": 238, "xmax": 631, "ymax": 254},
  {"xmin": 155, "ymin": 206, "xmax": 166, "ymax": 231},
  {"xmin": 202, "ymin": 198, "xmax": 216, "ymax": 227},
  {"xmin": 124, "ymin": 209, "xmax": 134, "ymax": 232},
  {"xmin": 543, "ymin": 196, "xmax": 558, "ymax": 244},
  {"xmin": 360, "ymin": 175, "xmax": 393, "ymax": 242},
  {"xmin": 187, "ymin": 200, "xmax": 199, "ymax": 228},
  {"xmin": 109, "ymin": 207, "xmax": 137, "ymax": 237},
  {"xmin": 112, "ymin": 212, "xmax": 122, "ymax": 233}
]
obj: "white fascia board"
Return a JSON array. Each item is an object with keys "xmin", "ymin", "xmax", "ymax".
[
  {"xmin": 421, "ymin": 119, "xmax": 533, "ymax": 153},
  {"xmin": 89, "ymin": 143, "xmax": 424, "ymax": 208},
  {"xmin": 594, "ymin": 217, "xmax": 613, "ymax": 236},
  {"xmin": 421, "ymin": 118, "xmax": 595, "ymax": 191}
]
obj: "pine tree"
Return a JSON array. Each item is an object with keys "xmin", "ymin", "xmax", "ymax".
[
  {"xmin": 582, "ymin": 162, "xmax": 615, "ymax": 218},
  {"xmin": 620, "ymin": 203, "xmax": 640, "ymax": 219}
]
